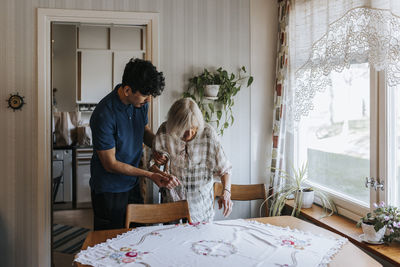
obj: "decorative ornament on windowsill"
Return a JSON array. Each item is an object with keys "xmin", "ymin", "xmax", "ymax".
[
  {"xmin": 7, "ymin": 93, "xmax": 25, "ymax": 111},
  {"xmin": 357, "ymin": 201, "xmax": 400, "ymax": 244},
  {"xmin": 183, "ymin": 66, "xmax": 253, "ymax": 135}
]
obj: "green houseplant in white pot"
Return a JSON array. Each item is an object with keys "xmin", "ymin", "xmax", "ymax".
[
  {"xmin": 183, "ymin": 66, "xmax": 253, "ymax": 135},
  {"xmin": 268, "ymin": 163, "xmax": 336, "ymax": 218}
]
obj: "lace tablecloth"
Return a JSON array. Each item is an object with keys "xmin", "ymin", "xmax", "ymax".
[{"xmin": 75, "ymin": 219, "xmax": 347, "ymax": 267}]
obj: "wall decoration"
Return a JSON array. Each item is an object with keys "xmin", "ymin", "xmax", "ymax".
[{"xmin": 7, "ymin": 93, "xmax": 25, "ymax": 111}]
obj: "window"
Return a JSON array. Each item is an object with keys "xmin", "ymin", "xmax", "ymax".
[
  {"xmin": 388, "ymin": 83, "xmax": 400, "ymax": 207},
  {"xmin": 295, "ymin": 63, "xmax": 386, "ymax": 218}
]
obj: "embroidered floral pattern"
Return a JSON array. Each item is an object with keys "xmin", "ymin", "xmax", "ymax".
[
  {"xmin": 275, "ymin": 251, "xmax": 299, "ymax": 267},
  {"xmin": 130, "ymin": 226, "xmax": 177, "ymax": 246},
  {"xmin": 191, "ymin": 240, "xmax": 237, "ymax": 257},
  {"xmin": 75, "ymin": 220, "xmax": 347, "ymax": 267},
  {"xmin": 187, "ymin": 221, "xmax": 207, "ymax": 229},
  {"xmin": 275, "ymin": 235, "xmax": 311, "ymax": 250},
  {"xmin": 108, "ymin": 249, "xmax": 150, "ymax": 264}
]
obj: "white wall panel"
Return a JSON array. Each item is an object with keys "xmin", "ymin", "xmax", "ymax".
[
  {"xmin": 250, "ymin": 0, "xmax": 278, "ymax": 218},
  {"xmin": 0, "ymin": 0, "xmax": 276, "ymax": 265}
]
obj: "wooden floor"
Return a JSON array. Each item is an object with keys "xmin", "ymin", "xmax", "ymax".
[
  {"xmin": 53, "ymin": 208, "xmax": 93, "ymax": 267},
  {"xmin": 53, "ymin": 208, "xmax": 93, "ymax": 229}
]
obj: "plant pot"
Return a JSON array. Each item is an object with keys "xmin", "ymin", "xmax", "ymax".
[
  {"xmin": 361, "ymin": 223, "xmax": 387, "ymax": 242},
  {"xmin": 300, "ymin": 189, "xmax": 314, "ymax": 209},
  {"xmin": 204, "ymin": 85, "xmax": 219, "ymax": 97}
]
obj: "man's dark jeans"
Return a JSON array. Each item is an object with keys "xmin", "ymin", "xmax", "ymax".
[{"xmin": 91, "ymin": 184, "xmax": 143, "ymax": 230}]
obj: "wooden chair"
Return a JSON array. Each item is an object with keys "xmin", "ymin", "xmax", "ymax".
[
  {"xmin": 213, "ymin": 182, "xmax": 269, "ymax": 216},
  {"xmin": 125, "ymin": 200, "xmax": 192, "ymax": 228}
]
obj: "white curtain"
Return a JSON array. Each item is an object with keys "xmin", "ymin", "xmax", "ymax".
[
  {"xmin": 287, "ymin": 0, "xmax": 400, "ymax": 123},
  {"xmin": 271, "ymin": 0, "xmax": 400, "ymax": 198}
]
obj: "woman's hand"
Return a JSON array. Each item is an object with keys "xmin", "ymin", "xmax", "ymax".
[
  {"xmin": 153, "ymin": 151, "xmax": 168, "ymax": 165},
  {"xmin": 218, "ymin": 189, "xmax": 233, "ymax": 217}
]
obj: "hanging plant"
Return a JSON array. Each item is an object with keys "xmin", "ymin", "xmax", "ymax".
[{"xmin": 182, "ymin": 66, "xmax": 253, "ymax": 135}]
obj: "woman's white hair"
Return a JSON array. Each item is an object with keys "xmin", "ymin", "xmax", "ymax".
[{"xmin": 166, "ymin": 98, "xmax": 205, "ymax": 139}]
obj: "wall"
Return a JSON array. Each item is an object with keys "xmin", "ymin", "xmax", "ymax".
[
  {"xmin": 249, "ymin": 0, "xmax": 276, "ymax": 217},
  {"xmin": 0, "ymin": 0, "xmax": 276, "ymax": 266},
  {"xmin": 52, "ymin": 24, "xmax": 77, "ymax": 112}
]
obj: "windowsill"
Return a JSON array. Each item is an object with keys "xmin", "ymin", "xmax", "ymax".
[{"xmin": 285, "ymin": 200, "xmax": 400, "ymax": 265}]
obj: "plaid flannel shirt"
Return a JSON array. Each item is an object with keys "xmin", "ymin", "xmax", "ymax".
[{"xmin": 152, "ymin": 122, "xmax": 232, "ymax": 222}]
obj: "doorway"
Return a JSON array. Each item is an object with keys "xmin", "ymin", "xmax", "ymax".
[{"xmin": 37, "ymin": 8, "xmax": 160, "ymax": 267}]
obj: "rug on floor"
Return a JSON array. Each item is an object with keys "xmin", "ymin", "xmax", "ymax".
[{"xmin": 53, "ymin": 224, "xmax": 90, "ymax": 254}]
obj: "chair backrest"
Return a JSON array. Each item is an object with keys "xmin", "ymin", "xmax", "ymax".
[
  {"xmin": 213, "ymin": 182, "xmax": 268, "ymax": 215},
  {"xmin": 125, "ymin": 200, "xmax": 192, "ymax": 228}
]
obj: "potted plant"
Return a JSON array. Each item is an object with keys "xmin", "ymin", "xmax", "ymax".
[
  {"xmin": 183, "ymin": 66, "xmax": 253, "ymax": 135},
  {"xmin": 268, "ymin": 163, "xmax": 336, "ymax": 218},
  {"xmin": 357, "ymin": 201, "xmax": 400, "ymax": 243}
]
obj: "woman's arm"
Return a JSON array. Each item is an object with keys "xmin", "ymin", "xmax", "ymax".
[{"xmin": 218, "ymin": 173, "xmax": 233, "ymax": 217}]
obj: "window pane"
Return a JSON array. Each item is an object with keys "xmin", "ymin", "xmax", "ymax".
[{"xmin": 298, "ymin": 63, "xmax": 370, "ymax": 205}]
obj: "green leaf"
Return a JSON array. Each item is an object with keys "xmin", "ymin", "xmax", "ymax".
[
  {"xmin": 224, "ymin": 122, "xmax": 229, "ymax": 128},
  {"xmin": 217, "ymin": 111, "xmax": 222, "ymax": 120},
  {"xmin": 205, "ymin": 111, "xmax": 210, "ymax": 122},
  {"xmin": 241, "ymin": 66, "xmax": 246, "ymax": 72},
  {"xmin": 231, "ymin": 116, "xmax": 234, "ymax": 125},
  {"xmin": 208, "ymin": 103, "xmax": 214, "ymax": 113},
  {"xmin": 247, "ymin": 76, "xmax": 254, "ymax": 87}
]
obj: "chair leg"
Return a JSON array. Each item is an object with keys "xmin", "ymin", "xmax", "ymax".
[{"xmin": 53, "ymin": 176, "xmax": 62, "ymax": 203}]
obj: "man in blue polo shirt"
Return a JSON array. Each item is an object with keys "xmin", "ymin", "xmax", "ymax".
[{"xmin": 90, "ymin": 58, "xmax": 179, "ymax": 230}]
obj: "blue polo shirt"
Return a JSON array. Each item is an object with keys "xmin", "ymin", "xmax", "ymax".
[{"xmin": 89, "ymin": 84, "xmax": 148, "ymax": 193}]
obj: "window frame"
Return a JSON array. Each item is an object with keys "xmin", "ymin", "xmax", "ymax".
[{"xmin": 294, "ymin": 66, "xmax": 390, "ymax": 219}]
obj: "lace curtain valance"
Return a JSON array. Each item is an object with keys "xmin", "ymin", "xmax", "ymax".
[{"xmin": 288, "ymin": 1, "xmax": 400, "ymax": 123}]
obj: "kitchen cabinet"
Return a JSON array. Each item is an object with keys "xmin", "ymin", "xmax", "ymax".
[
  {"xmin": 52, "ymin": 24, "xmax": 147, "ymax": 108},
  {"xmin": 78, "ymin": 50, "xmax": 112, "ymax": 103},
  {"xmin": 113, "ymin": 51, "xmax": 144, "ymax": 87},
  {"xmin": 52, "ymin": 149, "xmax": 73, "ymax": 203},
  {"xmin": 76, "ymin": 147, "xmax": 93, "ymax": 208},
  {"xmin": 77, "ymin": 25, "xmax": 145, "ymax": 104}
]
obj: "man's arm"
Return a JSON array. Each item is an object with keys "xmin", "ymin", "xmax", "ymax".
[
  {"xmin": 144, "ymin": 125, "xmax": 168, "ymax": 165},
  {"xmin": 143, "ymin": 125, "xmax": 155, "ymax": 148},
  {"xmin": 96, "ymin": 147, "xmax": 179, "ymax": 189}
]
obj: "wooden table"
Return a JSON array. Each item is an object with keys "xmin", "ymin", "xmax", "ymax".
[{"xmin": 75, "ymin": 216, "xmax": 380, "ymax": 267}]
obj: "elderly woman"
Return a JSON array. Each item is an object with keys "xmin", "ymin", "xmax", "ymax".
[{"xmin": 150, "ymin": 98, "xmax": 233, "ymax": 222}]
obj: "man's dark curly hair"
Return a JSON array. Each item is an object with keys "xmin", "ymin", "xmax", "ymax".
[{"xmin": 122, "ymin": 58, "xmax": 165, "ymax": 97}]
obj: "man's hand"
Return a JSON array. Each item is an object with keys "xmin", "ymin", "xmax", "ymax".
[
  {"xmin": 150, "ymin": 172, "xmax": 180, "ymax": 189},
  {"xmin": 153, "ymin": 151, "xmax": 168, "ymax": 165},
  {"xmin": 218, "ymin": 190, "xmax": 233, "ymax": 217}
]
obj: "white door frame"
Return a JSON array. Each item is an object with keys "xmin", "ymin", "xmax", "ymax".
[{"xmin": 37, "ymin": 8, "xmax": 160, "ymax": 267}]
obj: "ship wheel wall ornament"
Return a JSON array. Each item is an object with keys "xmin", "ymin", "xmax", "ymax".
[{"xmin": 7, "ymin": 93, "xmax": 25, "ymax": 111}]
